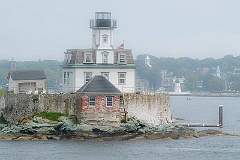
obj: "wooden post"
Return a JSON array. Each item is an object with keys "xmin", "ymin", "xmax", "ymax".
[
  {"xmin": 183, "ymin": 105, "xmax": 223, "ymax": 128},
  {"xmin": 219, "ymin": 105, "xmax": 223, "ymax": 127},
  {"xmin": 125, "ymin": 111, "xmax": 128, "ymax": 122}
]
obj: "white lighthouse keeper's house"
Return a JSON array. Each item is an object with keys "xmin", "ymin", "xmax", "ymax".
[{"xmin": 61, "ymin": 12, "xmax": 136, "ymax": 93}]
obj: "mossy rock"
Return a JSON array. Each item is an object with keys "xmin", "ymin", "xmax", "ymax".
[
  {"xmin": 33, "ymin": 112, "xmax": 66, "ymax": 122},
  {"xmin": 0, "ymin": 115, "xmax": 7, "ymax": 124}
]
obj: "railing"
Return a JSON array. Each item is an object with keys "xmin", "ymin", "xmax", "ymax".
[{"xmin": 90, "ymin": 19, "xmax": 117, "ymax": 28}]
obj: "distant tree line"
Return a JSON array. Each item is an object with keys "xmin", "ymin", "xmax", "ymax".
[
  {"xmin": 135, "ymin": 55, "xmax": 240, "ymax": 92},
  {"xmin": 1, "ymin": 54, "xmax": 240, "ymax": 92}
]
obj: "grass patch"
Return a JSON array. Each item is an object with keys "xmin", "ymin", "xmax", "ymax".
[
  {"xmin": 33, "ymin": 112, "xmax": 66, "ymax": 121},
  {"xmin": 0, "ymin": 115, "xmax": 7, "ymax": 124},
  {"xmin": 121, "ymin": 117, "xmax": 136, "ymax": 123},
  {"xmin": 0, "ymin": 89, "xmax": 4, "ymax": 97}
]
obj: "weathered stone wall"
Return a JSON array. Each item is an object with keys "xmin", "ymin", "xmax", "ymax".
[
  {"xmin": 3, "ymin": 94, "xmax": 78, "ymax": 122},
  {"xmin": 124, "ymin": 94, "xmax": 171, "ymax": 125},
  {"xmin": 38, "ymin": 94, "xmax": 78, "ymax": 115},
  {"xmin": 0, "ymin": 96, "xmax": 5, "ymax": 111},
  {"xmin": 77, "ymin": 112, "xmax": 121, "ymax": 125},
  {"xmin": 2, "ymin": 93, "xmax": 171, "ymax": 126}
]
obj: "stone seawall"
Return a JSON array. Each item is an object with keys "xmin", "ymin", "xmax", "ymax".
[
  {"xmin": 0, "ymin": 97, "xmax": 5, "ymax": 111},
  {"xmin": 124, "ymin": 94, "xmax": 171, "ymax": 125},
  {"xmin": 1, "ymin": 93, "xmax": 171, "ymax": 125},
  {"xmin": 3, "ymin": 94, "xmax": 78, "ymax": 122}
]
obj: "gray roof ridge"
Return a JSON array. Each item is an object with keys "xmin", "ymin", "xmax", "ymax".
[
  {"xmin": 80, "ymin": 75, "xmax": 96, "ymax": 92},
  {"xmin": 107, "ymin": 77, "xmax": 121, "ymax": 92}
]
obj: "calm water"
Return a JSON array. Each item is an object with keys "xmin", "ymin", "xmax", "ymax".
[
  {"xmin": 171, "ymin": 96, "xmax": 240, "ymax": 134},
  {"xmin": 0, "ymin": 96, "xmax": 240, "ymax": 160}
]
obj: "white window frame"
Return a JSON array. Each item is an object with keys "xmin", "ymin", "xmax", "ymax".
[
  {"xmin": 118, "ymin": 72, "xmax": 126, "ymax": 85},
  {"xmin": 101, "ymin": 72, "xmax": 109, "ymax": 80},
  {"xmin": 84, "ymin": 52, "xmax": 93, "ymax": 63},
  {"xmin": 118, "ymin": 53, "xmax": 126, "ymax": 64},
  {"xmin": 63, "ymin": 72, "xmax": 66, "ymax": 84},
  {"xmin": 106, "ymin": 96, "xmax": 113, "ymax": 107},
  {"xmin": 63, "ymin": 72, "xmax": 72, "ymax": 85},
  {"xmin": 67, "ymin": 72, "xmax": 70, "ymax": 84},
  {"xmin": 102, "ymin": 52, "xmax": 109, "ymax": 63},
  {"xmin": 84, "ymin": 72, "xmax": 92, "ymax": 84},
  {"xmin": 89, "ymin": 96, "xmax": 96, "ymax": 107}
]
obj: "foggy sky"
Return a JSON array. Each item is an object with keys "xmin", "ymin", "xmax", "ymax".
[{"xmin": 0, "ymin": 0, "xmax": 239, "ymax": 61}]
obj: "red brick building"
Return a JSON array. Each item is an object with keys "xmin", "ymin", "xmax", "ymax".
[{"xmin": 76, "ymin": 75, "xmax": 122, "ymax": 124}]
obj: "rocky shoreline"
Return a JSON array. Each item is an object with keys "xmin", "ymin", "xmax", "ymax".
[{"xmin": 0, "ymin": 117, "xmax": 238, "ymax": 141}]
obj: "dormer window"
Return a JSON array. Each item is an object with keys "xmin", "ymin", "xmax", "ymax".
[
  {"xmin": 102, "ymin": 34, "xmax": 108, "ymax": 43},
  {"xmin": 84, "ymin": 52, "xmax": 93, "ymax": 63},
  {"xmin": 118, "ymin": 53, "xmax": 126, "ymax": 64}
]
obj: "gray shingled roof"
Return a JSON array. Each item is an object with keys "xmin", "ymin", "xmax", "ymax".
[
  {"xmin": 77, "ymin": 75, "xmax": 121, "ymax": 94},
  {"xmin": 8, "ymin": 70, "xmax": 46, "ymax": 80}
]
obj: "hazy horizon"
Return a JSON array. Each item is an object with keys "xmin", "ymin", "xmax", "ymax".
[{"xmin": 0, "ymin": 0, "xmax": 239, "ymax": 61}]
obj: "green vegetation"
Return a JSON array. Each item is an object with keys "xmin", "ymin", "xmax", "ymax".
[
  {"xmin": 1, "ymin": 54, "xmax": 240, "ymax": 92},
  {"xmin": 0, "ymin": 115, "xmax": 7, "ymax": 124},
  {"xmin": 121, "ymin": 117, "xmax": 139, "ymax": 123},
  {"xmin": 136, "ymin": 54, "xmax": 240, "ymax": 92},
  {"xmin": 0, "ymin": 89, "xmax": 4, "ymax": 97},
  {"xmin": 33, "ymin": 112, "xmax": 66, "ymax": 121}
]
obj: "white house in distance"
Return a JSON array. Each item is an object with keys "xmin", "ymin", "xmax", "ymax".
[
  {"xmin": 7, "ymin": 70, "xmax": 47, "ymax": 94},
  {"xmin": 61, "ymin": 12, "xmax": 136, "ymax": 93}
]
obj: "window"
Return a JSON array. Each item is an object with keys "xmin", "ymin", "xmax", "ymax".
[
  {"xmin": 106, "ymin": 96, "xmax": 113, "ymax": 107},
  {"xmin": 118, "ymin": 53, "xmax": 126, "ymax": 64},
  {"xmin": 84, "ymin": 72, "xmax": 92, "ymax": 84},
  {"xmin": 67, "ymin": 72, "xmax": 70, "ymax": 84},
  {"xmin": 102, "ymin": 34, "xmax": 108, "ymax": 43},
  {"xmin": 101, "ymin": 72, "xmax": 109, "ymax": 80},
  {"xmin": 63, "ymin": 72, "xmax": 73, "ymax": 84},
  {"xmin": 102, "ymin": 52, "xmax": 109, "ymax": 63},
  {"xmin": 89, "ymin": 96, "xmax": 96, "ymax": 106},
  {"xmin": 84, "ymin": 53, "xmax": 92, "ymax": 63},
  {"xmin": 118, "ymin": 72, "xmax": 126, "ymax": 85},
  {"xmin": 63, "ymin": 72, "xmax": 66, "ymax": 84}
]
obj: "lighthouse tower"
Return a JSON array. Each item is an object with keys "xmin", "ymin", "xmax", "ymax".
[
  {"xmin": 145, "ymin": 55, "xmax": 152, "ymax": 68},
  {"xmin": 90, "ymin": 12, "xmax": 117, "ymax": 49},
  {"xmin": 216, "ymin": 65, "xmax": 221, "ymax": 78}
]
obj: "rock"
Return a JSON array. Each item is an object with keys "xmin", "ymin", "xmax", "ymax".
[
  {"xmin": 75, "ymin": 124, "xmax": 93, "ymax": 132},
  {"xmin": 19, "ymin": 127, "xmax": 36, "ymax": 135},
  {"xmin": 31, "ymin": 123, "xmax": 55, "ymax": 129},
  {"xmin": 123, "ymin": 120, "xmax": 141, "ymax": 133},
  {"xmin": 1, "ymin": 116, "xmax": 237, "ymax": 141},
  {"xmin": 54, "ymin": 120, "xmax": 77, "ymax": 136},
  {"xmin": 137, "ymin": 128, "xmax": 145, "ymax": 134},
  {"xmin": 197, "ymin": 129, "xmax": 223, "ymax": 137}
]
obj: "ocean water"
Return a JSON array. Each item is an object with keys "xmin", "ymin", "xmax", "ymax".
[
  {"xmin": 170, "ymin": 96, "xmax": 240, "ymax": 134},
  {"xmin": 0, "ymin": 96, "xmax": 240, "ymax": 160}
]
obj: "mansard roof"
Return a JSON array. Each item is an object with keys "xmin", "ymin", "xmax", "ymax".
[
  {"xmin": 77, "ymin": 75, "xmax": 121, "ymax": 95},
  {"xmin": 8, "ymin": 70, "xmax": 46, "ymax": 80},
  {"xmin": 63, "ymin": 48, "xmax": 135, "ymax": 66}
]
